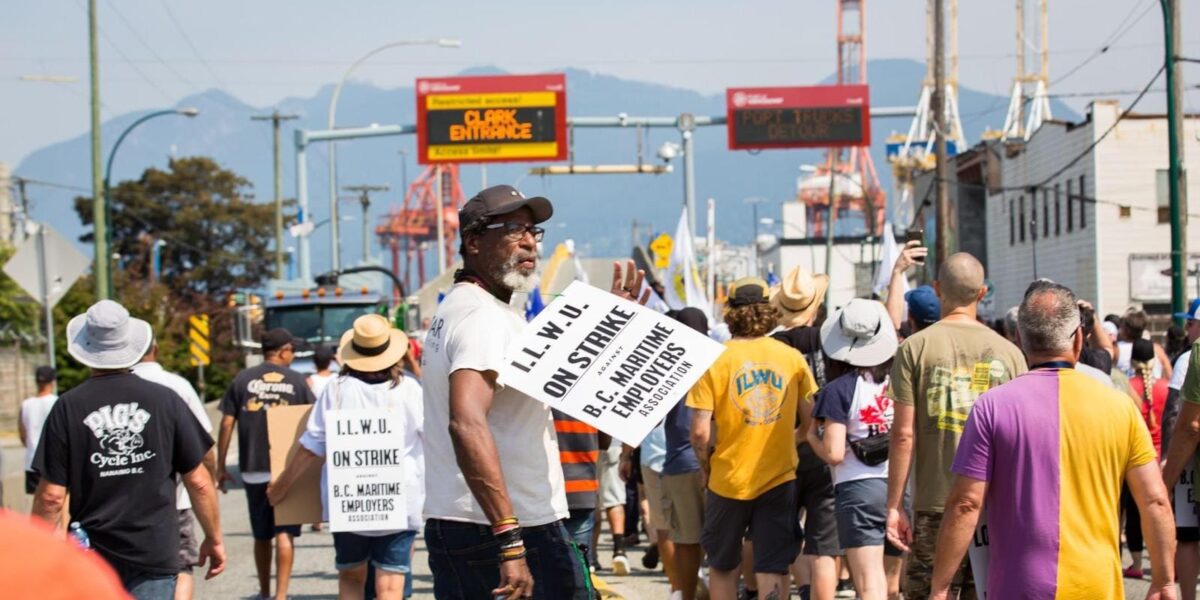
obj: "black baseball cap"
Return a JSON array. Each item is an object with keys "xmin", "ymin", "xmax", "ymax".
[
  {"xmin": 35, "ymin": 366, "xmax": 56, "ymax": 384},
  {"xmin": 262, "ymin": 328, "xmax": 299, "ymax": 352},
  {"xmin": 728, "ymin": 277, "xmax": 771, "ymax": 307},
  {"xmin": 459, "ymin": 185, "xmax": 553, "ymax": 232}
]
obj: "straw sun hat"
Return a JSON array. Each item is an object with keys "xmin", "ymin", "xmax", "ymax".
[
  {"xmin": 337, "ymin": 314, "xmax": 409, "ymax": 372},
  {"xmin": 770, "ymin": 267, "xmax": 830, "ymax": 328}
]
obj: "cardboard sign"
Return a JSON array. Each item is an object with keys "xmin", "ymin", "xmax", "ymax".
[
  {"xmin": 968, "ymin": 507, "xmax": 990, "ymax": 599},
  {"xmin": 268, "ymin": 405, "xmax": 322, "ymax": 525},
  {"xmin": 499, "ymin": 281, "xmax": 726, "ymax": 446},
  {"xmin": 325, "ymin": 409, "xmax": 407, "ymax": 532}
]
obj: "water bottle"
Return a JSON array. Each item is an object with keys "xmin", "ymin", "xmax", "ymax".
[{"xmin": 69, "ymin": 521, "xmax": 90, "ymax": 551}]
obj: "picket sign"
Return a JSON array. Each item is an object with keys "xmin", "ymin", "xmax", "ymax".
[
  {"xmin": 1178, "ymin": 465, "xmax": 1199, "ymax": 528},
  {"xmin": 499, "ymin": 281, "xmax": 726, "ymax": 447},
  {"xmin": 968, "ymin": 507, "xmax": 990, "ymax": 599},
  {"xmin": 325, "ymin": 408, "xmax": 407, "ymax": 533}
]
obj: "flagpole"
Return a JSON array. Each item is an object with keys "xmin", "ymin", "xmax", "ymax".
[{"xmin": 707, "ymin": 198, "xmax": 716, "ymax": 316}]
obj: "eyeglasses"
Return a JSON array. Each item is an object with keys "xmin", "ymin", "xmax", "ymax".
[{"xmin": 483, "ymin": 222, "xmax": 545, "ymax": 242}]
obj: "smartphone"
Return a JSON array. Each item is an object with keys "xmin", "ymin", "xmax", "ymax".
[{"xmin": 905, "ymin": 229, "xmax": 925, "ymax": 264}]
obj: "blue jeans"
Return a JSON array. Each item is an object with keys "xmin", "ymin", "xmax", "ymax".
[
  {"xmin": 110, "ymin": 561, "xmax": 177, "ymax": 600},
  {"xmin": 563, "ymin": 509, "xmax": 595, "ymax": 559},
  {"xmin": 425, "ymin": 519, "xmax": 592, "ymax": 600},
  {"xmin": 335, "ymin": 530, "xmax": 417, "ymax": 573}
]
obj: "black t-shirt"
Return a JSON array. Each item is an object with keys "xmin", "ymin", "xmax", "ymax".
[
  {"xmin": 1080, "ymin": 347, "xmax": 1114, "ymax": 375},
  {"xmin": 220, "ymin": 362, "xmax": 315, "ymax": 474},
  {"xmin": 32, "ymin": 372, "xmax": 213, "ymax": 574},
  {"xmin": 771, "ymin": 326, "xmax": 827, "ymax": 387}
]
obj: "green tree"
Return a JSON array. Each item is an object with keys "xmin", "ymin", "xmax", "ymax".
[
  {"xmin": 69, "ymin": 156, "xmax": 284, "ymax": 397},
  {"xmin": 0, "ymin": 242, "xmax": 41, "ymax": 346},
  {"xmin": 74, "ymin": 156, "xmax": 283, "ymax": 297}
]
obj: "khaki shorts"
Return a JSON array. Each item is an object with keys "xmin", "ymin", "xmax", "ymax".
[
  {"xmin": 642, "ymin": 468, "xmax": 670, "ymax": 533},
  {"xmin": 597, "ymin": 444, "xmax": 626, "ymax": 509},
  {"xmin": 662, "ymin": 470, "xmax": 705, "ymax": 544}
]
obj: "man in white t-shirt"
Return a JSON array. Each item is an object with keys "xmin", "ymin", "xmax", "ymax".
[
  {"xmin": 422, "ymin": 185, "xmax": 647, "ymax": 600},
  {"xmin": 19, "ymin": 366, "xmax": 58, "ymax": 495},
  {"xmin": 132, "ymin": 341, "xmax": 215, "ymax": 600}
]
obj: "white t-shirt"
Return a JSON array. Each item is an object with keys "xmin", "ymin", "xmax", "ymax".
[
  {"xmin": 1119, "ymin": 340, "xmax": 1163, "ymax": 379},
  {"xmin": 1171, "ymin": 350, "xmax": 1191, "ymax": 391},
  {"xmin": 812, "ymin": 373, "xmax": 893, "ymax": 484},
  {"xmin": 132, "ymin": 361, "xmax": 213, "ymax": 510},
  {"xmin": 308, "ymin": 371, "xmax": 336, "ymax": 400},
  {"xmin": 300, "ymin": 375, "xmax": 425, "ymax": 532},
  {"xmin": 421, "ymin": 283, "xmax": 568, "ymax": 526},
  {"xmin": 20, "ymin": 393, "xmax": 58, "ymax": 470}
]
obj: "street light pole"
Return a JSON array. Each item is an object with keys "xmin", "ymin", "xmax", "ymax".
[
  {"xmin": 88, "ymin": 0, "xmax": 106, "ymax": 299},
  {"xmin": 103, "ymin": 107, "xmax": 199, "ymax": 295},
  {"xmin": 328, "ymin": 39, "xmax": 460, "ymax": 272},
  {"xmin": 744, "ymin": 197, "xmax": 767, "ymax": 278}
]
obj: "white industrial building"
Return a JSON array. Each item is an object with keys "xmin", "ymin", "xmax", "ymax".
[{"xmin": 986, "ymin": 101, "xmax": 1200, "ymax": 316}]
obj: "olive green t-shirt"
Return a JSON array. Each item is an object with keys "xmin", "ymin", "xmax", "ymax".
[
  {"xmin": 1180, "ymin": 341, "xmax": 1200, "ymax": 405},
  {"xmin": 888, "ymin": 320, "xmax": 1028, "ymax": 512}
]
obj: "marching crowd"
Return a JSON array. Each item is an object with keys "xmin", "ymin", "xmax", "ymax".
[{"xmin": 4, "ymin": 183, "xmax": 1199, "ymax": 600}]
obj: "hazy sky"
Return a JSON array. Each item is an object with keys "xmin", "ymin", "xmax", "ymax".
[{"xmin": 2, "ymin": 0, "xmax": 1195, "ymax": 165}]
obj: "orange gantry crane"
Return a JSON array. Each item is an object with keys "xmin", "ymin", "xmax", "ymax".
[
  {"xmin": 797, "ymin": 0, "xmax": 886, "ymax": 239},
  {"xmin": 375, "ymin": 165, "xmax": 464, "ymax": 295}
]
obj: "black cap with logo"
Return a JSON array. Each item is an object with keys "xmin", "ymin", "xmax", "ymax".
[{"xmin": 459, "ymin": 185, "xmax": 553, "ymax": 232}]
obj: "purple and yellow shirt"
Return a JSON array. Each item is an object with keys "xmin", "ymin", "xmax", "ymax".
[{"xmin": 952, "ymin": 368, "xmax": 1156, "ymax": 599}]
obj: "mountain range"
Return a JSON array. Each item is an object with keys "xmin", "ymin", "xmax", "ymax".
[{"xmin": 14, "ymin": 58, "xmax": 1076, "ymax": 278}]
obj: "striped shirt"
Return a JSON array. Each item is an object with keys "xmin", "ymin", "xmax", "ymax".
[{"xmin": 553, "ymin": 410, "xmax": 599, "ymax": 510}]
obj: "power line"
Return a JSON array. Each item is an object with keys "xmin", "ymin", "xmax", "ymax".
[
  {"xmin": 156, "ymin": 0, "xmax": 229, "ymax": 89},
  {"xmin": 102, "ymin": 0, "xmax": 197, "ymax": 91},
  {"xmin": 1050, "ymin": 0, "xmax": 1157, "ymax": 86},
  {"xmin": 72, "ymin": 0, "xmax": 175, "ymax": 104},
  {"xmin": 1033, "ymin": 64, "xmax": 1165, "ymax": 189}
]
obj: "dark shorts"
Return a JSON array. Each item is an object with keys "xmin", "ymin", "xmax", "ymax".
[
  {"xmin": 177, "ymin": 509, "xmax": 199, "ymax": 572},
  {"xmin": 425, "ymin": 519, "xmax": 591, "ymax": 600},
  {"xmin": 334, "ymin": 530, "xmax": 416, "ymax": 573},
  {"xmin": 1180, "ymin": 527, "xmax": 1200, "ymax": 542},
  {"xmin": 833, "ymin": 479, "xmax": 903, "ymax": 557},
  {"xmin": 110, "ymin": 560, "xmax": 178, "ymax": 600},
  {"xmin": 796, "ymin": 460, "xmax": 842, "ymax": 557},
  {"xmin": 25, "ymin": 470, "xmax": 40, "ymax": 495},
  {"xmin": 701, "ymin": 480, "xmax": 801, "ymax": 574},
  {"xmin": 907, "ymin": 510, "xmax": 975, "ymax": 599},
  {"xmin": 244, "ymin": 482, "xmax": 302, "ymax": 541}
]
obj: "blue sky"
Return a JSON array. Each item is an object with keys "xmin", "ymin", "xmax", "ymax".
[{"xmin": 1, "ymin": 0, "xmax": 1195, "ymax": 165}]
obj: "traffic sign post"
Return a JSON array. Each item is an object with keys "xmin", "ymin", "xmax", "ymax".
[
  {"xmin": 189, "ymin": 313, "xmax": 210, "ymax": 401},
  {"xmin": 2, "ymin": 223, "xmax": 90, "ymax": 367}
]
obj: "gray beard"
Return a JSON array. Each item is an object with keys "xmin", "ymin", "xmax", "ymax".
[{"xmin": 493, "ymin": 254, "xmax": 538, "ymax": 293}]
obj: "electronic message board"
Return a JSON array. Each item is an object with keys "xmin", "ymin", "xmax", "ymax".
[
  {"xmin": 726, "ymin": 85, "xmax": 870, "ymax": 151},
  {"xmin": 416, "ymin": 74, "xmax": 567, "ymax": 164}
]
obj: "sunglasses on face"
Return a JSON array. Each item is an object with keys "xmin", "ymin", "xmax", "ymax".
[{"xmin": 484, "ymin": 221, "xmax": 545, "ymax": 242}]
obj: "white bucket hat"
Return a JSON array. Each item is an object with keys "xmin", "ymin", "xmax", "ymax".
[
  {"xmin": 820, "ymin": 298, "xmax": 898, "ymax": 367},
  {"xmin": 67, "ymin": 299, "xmax": 153, "ymax": 370}
]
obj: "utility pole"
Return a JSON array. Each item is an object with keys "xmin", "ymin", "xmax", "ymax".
[
  {"xmin": 344, "ymin": 184, "xmax": 388, "ymax": 264},
  {"xmin": 932, "ymin": 0, "xmax": 952, "ymax": 272},
  {"xmin": 89, "ymin": 0, "xmax": 107, "ymax": 300},
  {"xmin": 251, "ymin": 111, "xmax": 299, "ymax": 280},
  {"xmin": 824, "ymin": 152, "xmax": 841, "ymax": 277},
  {"xmin": 1164, "ymin": 0, "xmax": 1188, "ymax": 323}
]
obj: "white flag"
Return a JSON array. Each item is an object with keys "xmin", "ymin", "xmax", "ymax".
[
  {"xmin": 873, "ymin": 223, "xmax": 910, "ymax": 298},
  {"xmin": 663, "ymin": 208, "xmax": 712, "ymax": 317}
]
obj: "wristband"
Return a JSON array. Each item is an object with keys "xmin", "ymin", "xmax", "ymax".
[
  {"xmin": 492, "ymin": 517, "xmax": 519, "ymax": 530},
  {"xmin": 499, "ymin": 549, "xmax": 527, "ymax": 563}
]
